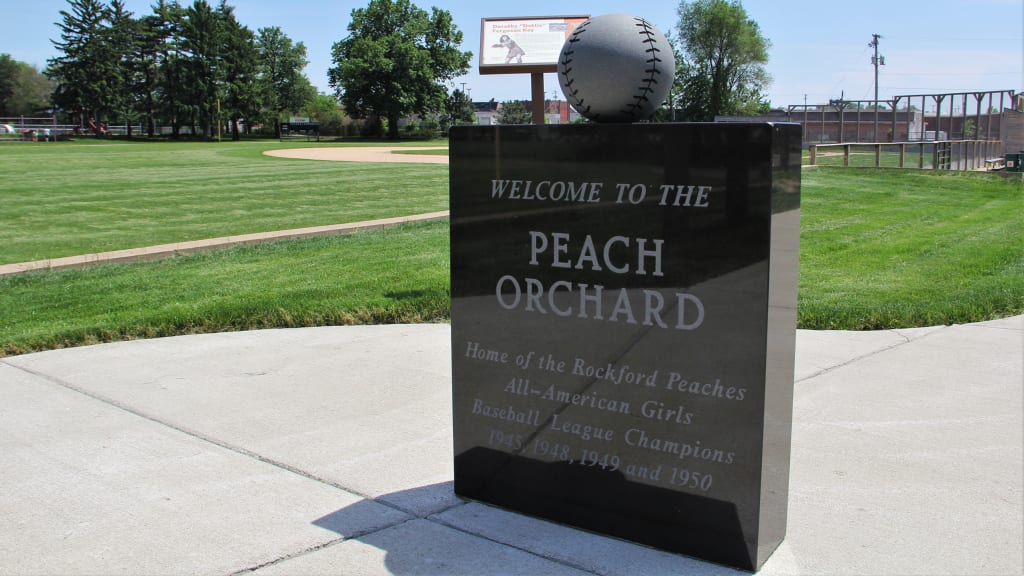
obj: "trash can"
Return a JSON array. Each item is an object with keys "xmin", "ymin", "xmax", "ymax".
[{"xmin": 1006, "ymin": 152, "xmax": 1023, "ymax": 172}]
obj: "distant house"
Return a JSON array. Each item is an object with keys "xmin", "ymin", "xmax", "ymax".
[
  {"xmin": 473, "ymin": 99, "xmax": 501, "ymax": 125},
  {"xmin": 472, "ymin": 99, "xmax": 582, "ymax": 125}
]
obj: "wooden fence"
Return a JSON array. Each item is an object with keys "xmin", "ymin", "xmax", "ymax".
[{"xmin": 807, "ymin": 140, "xmax": 1004, "ymax": 171}]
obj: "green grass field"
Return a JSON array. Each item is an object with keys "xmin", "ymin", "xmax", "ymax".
[
  {"xmin": 0, "ymin": 139, "xmax": 449, "ymax": 264},
  {"xmin": 0, "ymin": 221, "xmax": 449, "ymax": 355},
  {"xmin": 0, "ymin": 140, "xmax": 1021, "ymax": 355},
  {"xmin": 799, "ymin": 168, "xmax": 1022, "ymax": 328}
]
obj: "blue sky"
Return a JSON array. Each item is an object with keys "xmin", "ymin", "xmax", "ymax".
[{"xmin": 4, "ymin": 0, "xmax": 1022, "ymax": 110}]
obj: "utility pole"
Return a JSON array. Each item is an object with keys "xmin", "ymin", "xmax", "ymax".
[
  {"xmin": 869, "ymin": 33, "xmax": 885, "ymax": 141},
  {"xmin": 803, "ymin": 94, "xmax": 808, "ymax": 140}
]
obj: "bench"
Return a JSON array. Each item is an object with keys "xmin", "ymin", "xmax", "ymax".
[{"xmin": 984, "ymin": 157, "xmax": 1005, "ymax": 170}]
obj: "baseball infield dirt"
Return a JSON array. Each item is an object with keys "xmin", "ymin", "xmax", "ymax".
[{"xmin": 264, "ymin": 146, "xmax": 449, "ymax": 164}]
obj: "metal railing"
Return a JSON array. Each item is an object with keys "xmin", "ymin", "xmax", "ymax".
[{"xmin": 0, "ymin": 116, "xmax": 64, "ymax": 141}]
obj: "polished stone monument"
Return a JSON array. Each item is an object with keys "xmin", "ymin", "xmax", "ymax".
[{"xmin": 450, "ymin": 123, "xmax": 800, "ymax": 571}]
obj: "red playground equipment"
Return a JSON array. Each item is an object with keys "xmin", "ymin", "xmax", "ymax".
[{"xmin": 86, "ymin": 118, "xmax": 111, "ymax": 136}]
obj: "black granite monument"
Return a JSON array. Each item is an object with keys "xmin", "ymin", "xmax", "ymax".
[{"xmin": 450, "ymin": 123, "xmax": 800, "ymax": 571}]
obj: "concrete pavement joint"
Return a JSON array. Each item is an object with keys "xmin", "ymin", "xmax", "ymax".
[
  {"xmin": 2, "ymin": 359, "xmax": 422, "ymax": 514},
  {"xmin": 795, "ymin": 324, "xmax": 950, "ymax": 384},
  {"xmin": 228, "ymin": 519, "xmax": 433, "ymax": 576},
  {"xmin": 4, "ymin": 360, "xmax": 486, "ymax": 575},
  {"xmin": 425, "ymin": 511, "xmax": 608, "ymax": 576},
  {"xmin": 228, "ymin": 535, "xmax": 349, "ymax": 576},
  {"xmin": 963, "ymin": 320, "xmax": 1022, "ymax": 332}
]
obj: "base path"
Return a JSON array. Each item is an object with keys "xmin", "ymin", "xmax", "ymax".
[
  {"xmin": 0, "ymin": 212, "xmax": 449, "ymax": 276},
  {"xmin": 264, "ymin": 146, "xmax": 449, "ymax": 164}
]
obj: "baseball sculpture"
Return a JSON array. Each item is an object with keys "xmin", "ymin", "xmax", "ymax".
[{"xmin": 557, "ymin": 14, "xmax": 675, "ymax": 123}]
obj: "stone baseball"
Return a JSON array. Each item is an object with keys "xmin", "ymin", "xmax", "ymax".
[{"xmin": 558, "ymin": 14, "xmax": 675, "ymax": 123}]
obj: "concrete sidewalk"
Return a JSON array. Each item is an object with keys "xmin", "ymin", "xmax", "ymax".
[{"xmin": 1, "ymin": 318, "xmax": 1020, "ymax": 576}]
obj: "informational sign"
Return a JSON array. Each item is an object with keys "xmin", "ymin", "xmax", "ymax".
[{"xmin": 480, "ymin": 16, "xmax": 589, "ymax": 75}]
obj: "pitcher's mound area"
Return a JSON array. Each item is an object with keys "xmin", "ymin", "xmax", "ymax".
[{"xmin": 264, "ymin": 146, "xmax": 448, "ymax": 164}]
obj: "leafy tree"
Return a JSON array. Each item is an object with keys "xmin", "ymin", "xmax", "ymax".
[
  {"xmin": 328, "ymin": 0, "xmax": 471, "ymax": 140},
  {"xmin": 257, "ymin": 26, "xmax": 314, "ymax": 136},
  {"xmin": 0, "ymin": 54, "xmax": 20, "ymax": 115},
  {"xmin": 675, "ymin": 0, "xmax": 771, "ymax": 120},
  {"xmin": 963, "ymin": 118, "xmax": 977, "ymax": 139},
  {"xmin": 0, "ymin": 56, "xmax": 53, "ymax": 116},
  {"xmin": 48, "ymin": 0, "xmax": 115, "ymax": 128},
  {"xmin": 443, "ymin": 88, "xmax": 475, "ymax": 132},
  {"xmin": 496, "ymin": 100, "xmax": 531, "ymax": 125},
  {"xmin": 304, "ymin": 93, "xmax": 346, "ymax": 135},
  {"xmin": 653, "ymin": 34, "xmax": 687, "ymax": 122}
]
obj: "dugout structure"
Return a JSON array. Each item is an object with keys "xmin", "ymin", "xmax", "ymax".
[{"xmin": 279, "ymin": 121, "xmax": 320, "ymax": 142}]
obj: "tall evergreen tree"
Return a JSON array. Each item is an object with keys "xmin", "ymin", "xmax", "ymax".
[
  {"xmin": 152, "ymin": 0, "xmax": 187, "ymax": 136},
  {"xmin": 178, "ymin": 0, "xmax": 223, "ymax": 137},
  {"xmin": 257, "ymin": 26, "xmax": 314, "ymax": 136},
  {"xmin": 132, "ymin": 12, "xmax": 168, "ymax": 136},
  {"xmin": 219, "ymin": 4, "xmax": 260, "ymax": 140},
  {"xmin": 48, "ymin": 0, "xmax": 114, "ymax": 128},
  {"xmin": 43, "ymin": 0, "xmax": 304, "ymax": 138},
  {"xmin": 107, "ymin": 0, "xmax": 139, "ymax": 135}
]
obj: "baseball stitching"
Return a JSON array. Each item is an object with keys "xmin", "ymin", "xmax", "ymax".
[
  {"xmin": 559, "ymin": 16, "xmax": 667, "ymax": 122},
  {"xmin": 621, "ymin": 17, "xmax": 665, "ymax": 120},
  {"xmin": 559, "ymin": 20, "xmax": 593, "ymax": 118}
]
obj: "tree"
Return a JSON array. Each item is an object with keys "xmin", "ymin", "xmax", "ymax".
[
  {"xmin": 653, "ymin": 35, "xmax": 688, "ymax": 122},
  {"xmin": 257, "ymin": 26, "xmax": 314, "ymax": 136},
  {"xmin": 328, "ymin": 0, "xmax": 471, "ymax": 140},
  {"xmin": 675, "ymin": 0, "xmax": 771, "ymax": 120},
  {"xmin": 107, "ymin": 0, "xmax": 139, "ymax": 135},
  {"xmin": 0, "ymin": 56, "xmax": 53, "ymax": 116},
  {"xmin": 151, "ymin": 0, "xmax": 189, "ymax": 137},
  {"xmin": 175, "ymin": 0, "xmax": 258, "ymax": 139},
  {"xmin": 132, "ymin": 12, "xmax": 169, "ymax": 136},
  {"xmin": 304, "ymin": 93, "xmax": 346, "ymax": 136},
  {"xmin": 443, "ymin": 88, "xmax": 475, "ymax": 132},
  {"xmin": 48, "ymin": 0, "xmax": 116, "ymax": 128},
  {"xmin": 178, "ymin": 0, "xmax": 223, "ymax": 137},
  {"xmin": 0, "ymin": 54, "xmax": 20, "ymax": 114},
  {"xmin": 496, "ymin": 100, "xmax": 531, "ymax": 125},
  {"xmin": 219, "ymin": 4, "xmax": 260, "ymax": 140}
]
